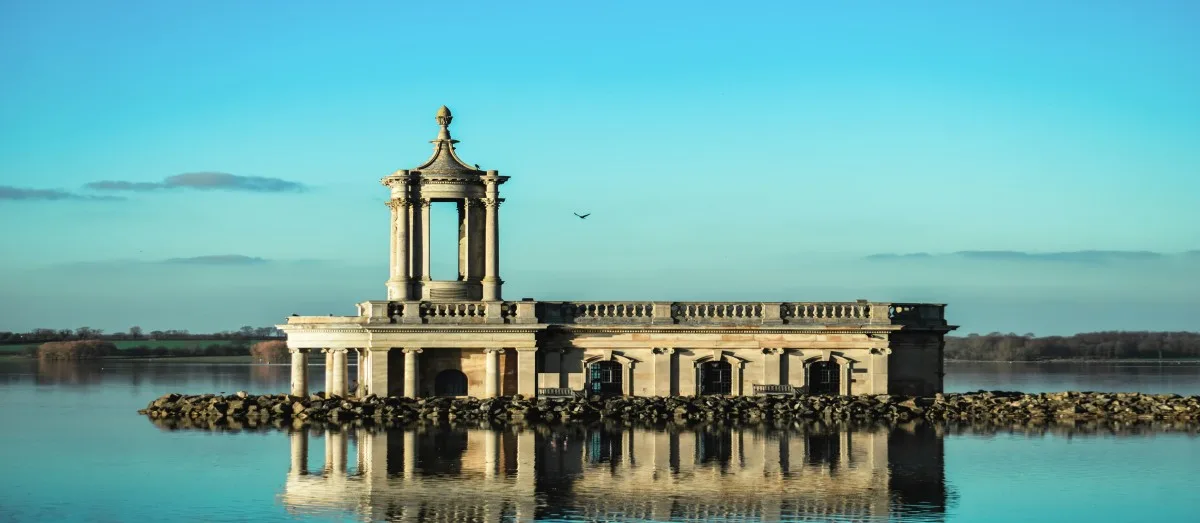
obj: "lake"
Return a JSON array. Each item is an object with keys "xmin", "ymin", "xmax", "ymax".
[{"xmin": 1, "ymin": 360, "xmax": 1197, "ymax": 522}]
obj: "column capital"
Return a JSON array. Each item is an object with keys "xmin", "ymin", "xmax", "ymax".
[
  {"xmin": 483, "ymin": 347, "xmax": 506, "ymax": 354},
  {"xmin": 401, "ymin": 348, "xmax": 424, "ymax": 355},
  {"xmin": 514, "ymin": 347, "xmax": 539, "ymax": 353},
  {"xmin": 386, "ymin": 198, "xmax": 412, "ymax": 209},
  {"xmin": 651, "ymin": 347, "xmax": 675, "ymax": 355},
  {"xmin": 418, "ymin": 198, "xmax": 432, "ymax": 208},
  {"xmin": 482, "ymin": 198, "xmax": 503, "ymax": 208},
  {"xmin": 761, "ymin": 347, "xmax": 783, "ymax": 355},
  {"xmin": 325, "ymin": 347, "xmax": 349, "ymax": 354}
]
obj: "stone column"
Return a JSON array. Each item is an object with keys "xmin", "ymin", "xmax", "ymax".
[
  {"xmin": 402, "ymin": 348, "xmax": 422, "ymax": 398},
  {"xmin": 324, "ymin": 349, "xmax": 333, "ymax": 395},
  {"xmin": 289, "ymin": 348, "xmax": 308, "ymax": 397},
  {"xmin": 366, "ymin": 348, "xmax": 389, "ymax": 397},
  {"xmin": 481, "ymin": 179, "xmax": 502, "ymax": 301},
  {"xmin": 652, "ymin": 348, "xmax": 674, "ymax": 396},
  {"xmin": 763, "ymin": 348, "xmax": 782, "ymax": 385},
  {"xmin": 289, "ymin": 430, "xmax": 308, "ymax": 476},
  {"xmin": 329, "ymin": 349, "xmax": 348, "ymax": 398},
  {"xmin": 355, "ymin": 349, "xmax": 366, "ymax": 397},
  {"xmin": 731, "ymin": 360, "xmax": 743, "ymax": 396},
  {"xmin": 540, "ymin": 349, "xmax": 561, "ymax": 388},
  {"xmin": 420, "ymin": 198, "xmax": 431, "ymax": 283},
  {"xmin": 516, "ymin": 348, "xmax": 537, "ymax": 397},
  {"xmin": 386, "ymin": 197, "xmax": 412, "ymax": 300},
  {"xmin": 484, "ymin": 348, "xmax": 502, "ymax": 398}
]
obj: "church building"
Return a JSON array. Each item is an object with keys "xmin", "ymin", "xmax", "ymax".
[{"xmin": 278, "ymin": 107, "xmax": 955, "ymax": 399}]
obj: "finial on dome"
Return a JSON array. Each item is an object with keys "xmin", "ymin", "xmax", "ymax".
[{"xmin": 435, "ymin": 105, "xmax": 453, "ymax": 140}]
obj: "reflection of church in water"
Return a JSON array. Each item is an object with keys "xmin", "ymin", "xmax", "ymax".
[{"xmin": 281, "ymin": 425, "xmax": 947, "ymax": 522}]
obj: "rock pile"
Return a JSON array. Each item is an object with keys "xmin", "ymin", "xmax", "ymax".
[{"xmin": 139, "ymin": 390, "xmax": 1200, "ymax": 428}]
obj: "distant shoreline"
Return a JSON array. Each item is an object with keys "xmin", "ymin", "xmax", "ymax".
[{"xmin": 947, "ymin": 358, "xmax": 1200, "ymax": 364}]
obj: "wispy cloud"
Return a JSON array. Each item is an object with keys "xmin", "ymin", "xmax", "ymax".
[
  {"xmin": 866, "ymin": 250, "xmax": 1186, "ymax": 264},
  {"xmin": 85, "ymin": 172, "xmax": 306, "ymax": 193},
  {"xmin": 0, "ymin": 185, "xmax": 124, "ymax": 201},
  {"xmin": 161, "ymin": 255, "xmax": 269, "ymax": 265}
]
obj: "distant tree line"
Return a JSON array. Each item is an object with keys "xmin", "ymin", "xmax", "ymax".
[
  {"xmin": 0, "ymin": 325, "xmax": 283, "ymax": 345},
  {"xmin": 946, "ymin": 331, "xmax": 1200, "ymax": 361},
  {"xmin": 31, "ymin": 339, "xmax": 287, "ymax": 361}
]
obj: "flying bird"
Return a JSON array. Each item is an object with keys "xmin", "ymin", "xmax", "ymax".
[
  {"xmin": 474, "ymin": 164, "xmax": 481, "ymax": 170},
  {"xmin": 574, "ymin": 212, "xmax": 591, "ymax": 219}
]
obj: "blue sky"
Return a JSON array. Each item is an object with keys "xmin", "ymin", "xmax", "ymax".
[{"xmin": 1, "ymin": 0, "xmax": 1197, "ymax": 335}]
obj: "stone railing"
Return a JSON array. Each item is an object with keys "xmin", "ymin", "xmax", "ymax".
[
  {"xmin": 537, "ymin": 301, "xmax": 657, "ymax": 325},
  {"xmin": 673, "ymin": 302, "xmax": 763, "ymax": 324},
  {"xmin": 782, "ymin": 302, "xmax": 874, "ymax": 324},
  {"xmin": 338, "ymin": 300, "xmax": 946, "ymax": 328},
  {"xmin": 418, "ymin": 302, "xmax": 489, "ymax": 324}
]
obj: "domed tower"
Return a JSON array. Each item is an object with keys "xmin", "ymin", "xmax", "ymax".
[{"xmin": 381, "ymin": 106, "xmax": 508, "ymax": 301}]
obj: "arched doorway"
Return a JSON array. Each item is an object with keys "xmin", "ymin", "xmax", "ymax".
[
  {"xmin": 434, "ymin": 369, "xmax": 468, "ymax": 397},
  {"xmin": 588, "ymin": 360, "xmax": 623, "ymax": 396},
  {"xmin": 698, "ymin": 360, "xmax": 732, "ymax": 395},
  {"xmin": 807, "ymin": 360, "xmax": 841, "ymax": 395}
]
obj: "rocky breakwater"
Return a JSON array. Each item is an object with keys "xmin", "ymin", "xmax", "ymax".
[{"xmin": 139, "ymin": 390, "xmax": 1200, "ymax": 429}]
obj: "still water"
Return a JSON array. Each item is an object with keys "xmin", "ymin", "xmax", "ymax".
[{"xmin": 0, "ymin": 360, "xmax": 1197, "ymax": 522}]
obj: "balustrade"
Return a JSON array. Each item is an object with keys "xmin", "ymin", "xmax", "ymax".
[
  {"xmin": 418, "ymin": 302, "xmax": 489, "ymax": 323},
  {"xmin": 673, "ymin": 303, "xmax": 764, "ymax": 322},
  {"xmin": 563, "ymin": 302, "xmax": 654, "ymax": 323},
  {"xmin": 361, "ymin": 300, "xmax": 945, "ymax": 327},
  {"xmin": 783, "ymin": 302, "xmax": 872, "ymax": 323}
]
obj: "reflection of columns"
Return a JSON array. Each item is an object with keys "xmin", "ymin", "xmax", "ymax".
[
  {"xmin": 403, "ymin": 430, "xmax": 417, "ymax": 480},
  {"xmin": 515, "ymin": 430, "xmax": 537, "ymax": 522},
  {"xmin": 402, "ymin": 349, "xmax": 422, "ymax": 398},
  {"xmin": 328, "ymin": 430, "xmax": 347, "ymax": 474},
  {"xmin": 420, "ymin": 199, "xmax": 431, "ymax": 282},
  {"xmin": 366, "ymin": 348, "xmax": 389, "ymax": 397},
  {"xmin": 329, "ymin": 349, "xmax": 348, "ymax": 398},
  {"xmin": 359, "ymin": 429, "xmax": 387, "ymax": 482},
  {"xmin": 763, "ymin": 348, "xmax": 782, "ymax": 385},
  {"xmin": 652, "ymin": 348, "xmax": 674, "ymax": 396},
  {"xmin": 484, "ymin": 348, "xmax": 502, "ymax": 398},
  {"xmin": 289, "ymin": 349, "xmax": 308, "ymax": 397},
  {"xmin": 289, "ymin": 430, "xmax": 308, "ymax": 476},
  {"xmin": 516, "ymin": 348, "xmax": 537, "ymax": 397},
  {"xmin": 482, "ymin": 186, "xmax": 502, "ymax": 301},
  {"xmin": 763, "ymin": 434, "xmax": 782, "ymax": 475},
  {"xmin": 484, "ymin": 430, "xmax": 500, "ymax": 479}
]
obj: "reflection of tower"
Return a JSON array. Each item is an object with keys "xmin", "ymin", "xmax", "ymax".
[
  {"xmin": 381, "ymin": 106, "xmax": 509, "ymax": 302},
  {"xmin": 282, "ymin": 425, "xmax": 947, "ymax": 522}
]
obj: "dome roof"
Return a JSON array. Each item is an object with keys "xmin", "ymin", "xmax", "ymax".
[{"xmin": 411, "ymin": 105, "xmax": 482, "ymax": 176}]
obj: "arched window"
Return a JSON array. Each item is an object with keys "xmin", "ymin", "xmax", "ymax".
[
  {"xmin": 588, "ymin": 360, "xmax": 623, "ymax": 396},
  {"xmin": 807, "ymin": 360, "xmax": 841, "ymax": 395},
  {"xmin": 434, "ymin": 369, "xmax": 468, "ymax": 397},
  {"xmin": 699, "ymin": 360, "xmax": 732, "ymax": 395}
]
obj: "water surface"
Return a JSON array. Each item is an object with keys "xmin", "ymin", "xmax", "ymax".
[{"xmin": 0, "ymin": 359, "xmax": 1196, "ymax": 522}]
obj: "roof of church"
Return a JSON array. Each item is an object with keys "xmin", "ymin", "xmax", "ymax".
[{"xmin": 410, "ymin": 106, "xmax": 484, "ymax": 176}]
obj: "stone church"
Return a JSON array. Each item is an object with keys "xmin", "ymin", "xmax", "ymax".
[{"xmin": 278, "ymin": 107, "xmax": 955, "ymax": 399}]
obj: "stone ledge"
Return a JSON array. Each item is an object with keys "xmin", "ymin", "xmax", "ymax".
[{"xmin": 138, "ymin": 390, "xmax": 1200, "ymax": 430}]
